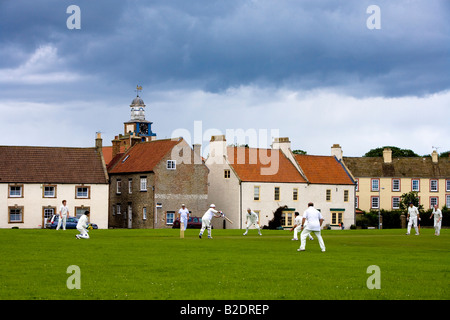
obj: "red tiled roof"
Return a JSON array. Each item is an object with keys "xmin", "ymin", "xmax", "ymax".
[
  {"xmin": 0, "ymin": 146, "xmax": 108, "ymax": 184},
  {"xmin": 294, "ymin": 154, "xmax": 354, "ymax": 185},
  {"xmin": 102, "ymin": 145, "xmax": 126, "ymax": 165},
  {"xmin": 227, "ymin": 147, "xmax": 306, "ymax": 183},
  {"xmin": 108, "ymin": 139, "xmax": 181, "ymax": 174}
]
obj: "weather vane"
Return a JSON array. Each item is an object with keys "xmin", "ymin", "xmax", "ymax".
[{"xmin": 135, "ymin": 85, "xmax": 142, "ymax": 96}]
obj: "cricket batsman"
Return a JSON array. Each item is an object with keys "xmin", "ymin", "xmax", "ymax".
[
  {"xmin": 243, "ymin": 208, "xmax": 262, "ymax": 236},
  {"xmin": 199, "ymin": 204, "xmax": 222, "ymax": 239}
]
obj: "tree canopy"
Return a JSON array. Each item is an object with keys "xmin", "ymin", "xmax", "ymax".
[{"xmin": 363, "ymin": 146, "xmax": 419, "ymax": 158}]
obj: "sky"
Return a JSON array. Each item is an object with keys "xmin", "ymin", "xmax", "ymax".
[{"xmin": 0, "ymin": 0, "xmax": 449, "ymax": 157}]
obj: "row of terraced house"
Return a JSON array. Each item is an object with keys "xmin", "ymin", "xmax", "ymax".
[{"xmin": 1, "ymin": 94, "xmax": 449, "ymax": 230}]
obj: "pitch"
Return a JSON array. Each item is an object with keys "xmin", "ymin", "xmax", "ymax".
[{"xmin": 0, "ymin": 228, "xmax": 448, "ymax": 300}]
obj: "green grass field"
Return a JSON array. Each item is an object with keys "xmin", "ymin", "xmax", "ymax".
[{"xmin": 0, "ymin": 228, "xmax": 448, "ymax": 300}]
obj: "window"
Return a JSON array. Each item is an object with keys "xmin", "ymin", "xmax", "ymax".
[
  {"xmin": 371, "ymin": 179, "xmax": 380, "ymax": 192},
  {"xmin": 392, "ymin": 179, "xmax": 400, "ymax": 192},
  {"xmin": 8, "ymin": 185, "xmax": 23, "ymax": 198},
  {"xmin": 331, "ymin": 212, "xmax": 343, "ymax": 225},
  {"xmin": 76, "ymin": 186, "xmax": 90, "ymax": 199},
  {"xmin": 430, "ymin": 180, "xmax": 438, "ymax": 192},
  {"xmin": 140, "ymin": 177, "xmax": 147, "ymax": 192},
  {"xmin": 430, "ymin": 197, "xmax": 438, "ymax": 208},
  {"xmin": 128, "ymin": 179, "xmax": 133, "ymax": 194},
  {"xmin": 224, "ymin": 169, "xmax": 231, "ymax": 179},
  {"xmin": 167, "ymin": 160, "xmax": 176, "ymax": 170},
  {"xmin": 412, "ymin": 179, "xmax": 420, "ymax": 192},
  {"xmin": 446, "ymin": 195, "xmax": 450, "ymax": 208},
  {"xmin": 143, "ymin": 207, "xmax": 147, "ymax": 220},
  {"xmin": 9, "ymin": 206, "xmax": 23, "ymax": 223},
  {"xmin": 281, "ymin": 211, "xmax": 294, "ymax": 227},
  {"xmin": 355, "ymin": 178, "xmax": 359, "ymax": 192},
  {"xmin": 166, "ymin": 211, "xmax": 175, "ymax": 225},
  {"xmin": 371, "ymin": 196, "xmax": 379, "ymax": 209},
  {"xmin": 43, "ymin": 185, "xmax": 56, "ymax": 198},
  {"xmin": 253, "ymin": 186, "xmax": 260, "ymax": 201},
  {"xmin": 116, "ymin": 179, "xmax": 122, "ymax": 194},
  {"xmin": 116, "ymin": 204, "xmax": 121, "ymax": 215},
  {"xmin": 326, "ymin": 189, "xmax": 331, "ymax": 202},
  {"xmin": 274, "ymin": 187, "xmax": 280, "ymax": 201},
  {"xmin": 43, "ymin": 207, "xmax": 55, "ymax": 221},
  {"xmin": 447, "ymin": 180, "xmax": 450, "ymax": 192},
  {"xmin": 75, "ymin": 207, "xmax": 90, "ymax": 219},
  {"xmin": 355, "ymin": 196, "xmax": 359, "ymax": 209},
  {"xmin": 392, "ymin": 197, "xmax": 400, "ymax": 209},
  {"xmin": 344, "ymin": 190, "xmax": 349, "ymax": 202},
  {"xmin": 293, "ymin": 188, "xmax": 298, "ymax": 201}
]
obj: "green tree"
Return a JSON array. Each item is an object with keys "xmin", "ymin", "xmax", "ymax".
[
  {"xmin": 363, "ymin": 146, "xmax": 419, "ymax": 158},
  {"xmin": 399, "ymin": 191, "xmax": 423, "ymax": 211},
  {"xmin": 292, "ymin": 149, "xmax": 307, "ymax": 155}
]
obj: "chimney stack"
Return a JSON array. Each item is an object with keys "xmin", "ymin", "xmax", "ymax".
[
  {"xmin": 331, "ymin": 144, "xmax": 343, "ymax": 161},
  {"xmin": 431, "ymin": 150, "xmax": 439, "ymax": 163},
  {"xmin": 95, "ymin": 132, "xmax": 103, "ymax": 151},
  {"xmin": 383, "ymin": 148, "xmax": 392, "ymax": 163},
  {"xmin": 112, "ymin": 136, "xmax": 121, "ymax": 159}
]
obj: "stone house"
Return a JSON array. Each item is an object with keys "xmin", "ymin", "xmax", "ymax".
[{"xmin": 107, "ymin": 137, "xmax": 209, "ymax": 228}]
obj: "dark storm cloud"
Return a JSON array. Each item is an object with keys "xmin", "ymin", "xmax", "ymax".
[{"xmin": 1, "ymin": 0, "xmax": 449, "ymax": 98}]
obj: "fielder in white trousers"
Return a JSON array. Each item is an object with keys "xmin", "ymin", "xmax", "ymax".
[
  {"xmin": 406, "ymin": 203, "xmax": 420, "ymax": 235},
  {"xmin": 243, "ymin": 209, "xmax": 262, "ymax": 236},
  {"xmin": 56, "ymin": 200, "xmax": 69, "ymax": 230},
  {"xmin": 430, "ymin": 205, "xmax": 442, "ymax": 236},
  {"xmin": 298, "ymin": 204, "xmax": 325, "ymax": 252},
  {"xmin": 291, "ymin": 212, "xmax": 313, "ymax": 241},
  {"xmin": 76, "ymin": 211, "xmax": 90, "ymax": 239}
]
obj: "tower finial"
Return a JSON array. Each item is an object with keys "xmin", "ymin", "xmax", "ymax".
[{"xmin": 135, "ymin": 85, "xmax": 142, "ymax": 96}]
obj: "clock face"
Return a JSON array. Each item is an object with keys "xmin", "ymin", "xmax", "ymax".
[{"xmin": 139, "ymin": 123, "xmax": 148, "ymax": 135}]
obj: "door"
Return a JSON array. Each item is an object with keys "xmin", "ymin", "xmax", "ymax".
[{"xmin": 128, "ymin": 205, "xmax": 132, "ymax": 229}]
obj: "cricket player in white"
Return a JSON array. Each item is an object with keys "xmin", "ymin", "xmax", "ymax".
[
  {"xmin": 56, "ymin": 200, "xmax": 69, "ymax": 230},
  {"xmin": 298, "ymin": 203, "xmax": 325, "ymax": 252},
  {"xmin": 178, "ymin": 204, "xmax": 190, "ymax": 231},
  {"xmin": 76, "ymin": 211, "xmax": 90, "ymax": 239},
  {"xmin": 406, "ymin": 203, "xmax": 420, "ymax": 235},
  {"xmin": 243, "ymin": 208, "xmax": 262, "ymax": 236},
  {"xmin": 199, "ymin": 204, "xmax": 222, "ymax": 239},
  {"xmin": 290, "ymin": 212, "xmax": 313, "ymax": 241},
  {"xmin": 430, "ymin": 205, "xmax": 442, "ymax": 236}
]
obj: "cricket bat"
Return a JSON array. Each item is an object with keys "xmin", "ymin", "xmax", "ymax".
[{"xmin": 223, "ymin": 214, "xmax": 233, "ymax": 224}]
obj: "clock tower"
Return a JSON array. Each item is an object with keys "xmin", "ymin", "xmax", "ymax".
[{"xmin": 123, "ymin": 86, "xmax": 156, "ymax": 141}]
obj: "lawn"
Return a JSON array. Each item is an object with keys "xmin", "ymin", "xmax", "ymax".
[{"xmin": 0, "ymin": 228, "xmax": 448, "ymax": 300}]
